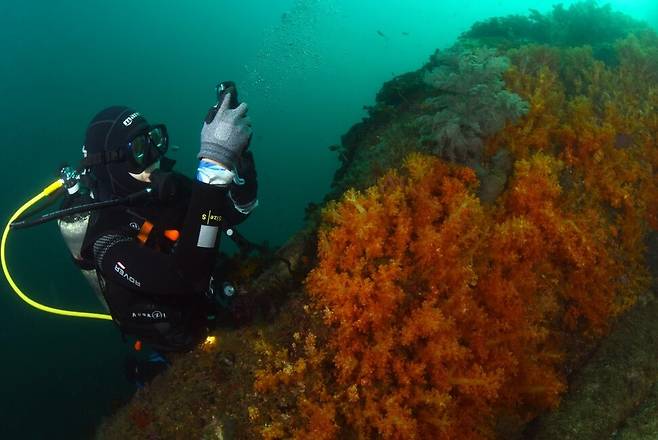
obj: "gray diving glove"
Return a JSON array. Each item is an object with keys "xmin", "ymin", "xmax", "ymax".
[{"xmin": 199, "ymin": 93, "xmax": 252, "ymax": 169}]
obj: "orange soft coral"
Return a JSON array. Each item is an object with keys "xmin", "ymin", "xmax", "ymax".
[
  {"xmin": 496, "ymin": 154, "xmax": 623, "ymax": 334},
  {"xmin": 301, "ymin": 152, "xmax": 623, "ymax": 438},
  {"xmin": 252, "ymin": 35, "xmax": 657, "ymax": 440},
  {"xmin": 250, "ymin": 330, "xmax": 338, "ymax": 438},
  {"xmin": 495, "ymin": 42, "xmax": 655, "ymax": 214},
  {"xmin": 251, "ymin": 147, "xmax": 646, "ymax": 439},
  {"xmin": 490, "ymin": 40, "xmax": 655, "ymax": 307},
  {"xmin": 307, "ymin": 154, "xmax": 499, "ymax": 439}
]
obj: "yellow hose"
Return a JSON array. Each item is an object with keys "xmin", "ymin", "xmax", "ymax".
[{"xmin": 1, "ymin": 179, "xmax": 112, "ymax": 320}]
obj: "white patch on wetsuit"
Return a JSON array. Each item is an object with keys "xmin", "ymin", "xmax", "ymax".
[{"xmin": 197, "ymin": 225, "xmax": 219, "ymax": 248}]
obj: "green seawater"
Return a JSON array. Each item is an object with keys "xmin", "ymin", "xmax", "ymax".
[{"xmin": 0, "ymin": 1, "xmax": 655, "ymax": 438}]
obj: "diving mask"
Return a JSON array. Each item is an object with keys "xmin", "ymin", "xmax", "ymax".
[
  {"xmin": 80, "ymin": 124, "xmax": 169, "ymax": 174},
  {"xmin": 126, "ymin": 125, "xmax": 169, "ymax": 173}
]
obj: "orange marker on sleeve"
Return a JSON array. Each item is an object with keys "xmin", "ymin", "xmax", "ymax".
[{"xmin": 164, "ymin": 229, "xmax": 180, "ymax": 242}]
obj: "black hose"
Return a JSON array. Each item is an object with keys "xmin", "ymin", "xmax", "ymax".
[{"xmin": 10, "ymin": 189, "xmax": 152, "ymax": 229}]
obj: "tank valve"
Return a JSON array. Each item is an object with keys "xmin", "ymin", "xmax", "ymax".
[{"xmin": 60, "ymin": 166, "xmax": 81, "ymax": 195}]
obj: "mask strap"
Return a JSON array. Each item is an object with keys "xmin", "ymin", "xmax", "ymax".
[{"xmin": 80, "ymin": 150, "xmax": 124, "ymax": 168}]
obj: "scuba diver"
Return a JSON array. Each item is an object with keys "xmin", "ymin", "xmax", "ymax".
[
  {"xmin": 1, "ymin": 82, "xmax": 257, "ymax": 384},
  {"xmin": 56, "ymin": 86, "xmax": 257, "ymax": 382},
  {"xmin": 67, "ymin": 89, "xmax": 257, "ymax": 350}
]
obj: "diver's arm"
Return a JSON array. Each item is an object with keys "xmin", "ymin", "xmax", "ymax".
[
  {"xmin": 196, "ymin": 151, "xmax": 258, "ymax": 227},
  {"xmin": 198, "ymin": 92, "xmax": 256, "ymax": 226},
  {"xmin": 93, "ymin": 181, "xmax": 228, "ymax": 295}
]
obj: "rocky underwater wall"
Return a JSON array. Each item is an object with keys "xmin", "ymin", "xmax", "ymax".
[{"xmin": 97, "ymin": 2, "xmax": 658, "ymax": 439}]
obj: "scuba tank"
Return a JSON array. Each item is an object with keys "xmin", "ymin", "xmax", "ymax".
[
  {"xmin": 57, "ymin": 166, "xmax": 88, "ymax": 260},
  {"xmin": 56, "ymin": 166, "xmax": 110, "ymax": 312}
]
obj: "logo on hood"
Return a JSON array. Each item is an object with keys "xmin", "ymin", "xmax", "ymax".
[{"xmin": 122, "ymin": 112, "xmax": 141, "ymax": 127}]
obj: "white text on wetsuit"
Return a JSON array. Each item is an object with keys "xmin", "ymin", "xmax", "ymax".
[
  {"xmin": 114, "ymin": 262, "xmax": 141, "ymax": 287},
  {"xmin": 132, "ymin": 311, "xmax": 167, "ymax": 320}
]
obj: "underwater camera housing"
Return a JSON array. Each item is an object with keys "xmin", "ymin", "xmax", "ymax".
[{"xmin": 205, "ymin": 81, "xmax": 239, "ymax": 124}]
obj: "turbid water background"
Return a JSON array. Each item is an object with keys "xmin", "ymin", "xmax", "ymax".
[{"xmin": 0, "ymin": 1, "xmax": 655, "ymax": 438}]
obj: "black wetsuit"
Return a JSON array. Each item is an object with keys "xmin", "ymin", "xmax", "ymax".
[{"xmin": 76, "ymin": 170, "xmax": 256, "ymax": 352}]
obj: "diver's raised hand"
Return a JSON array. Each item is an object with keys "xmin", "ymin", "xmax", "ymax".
[{"xmin": 199, "ymin": 93, "xmax": 252, "ymax": 169}]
